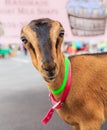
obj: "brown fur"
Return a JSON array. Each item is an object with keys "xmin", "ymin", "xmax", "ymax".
[{"xmin": 21, "ymin": 18, "xmax": 107, "ymax": 130}]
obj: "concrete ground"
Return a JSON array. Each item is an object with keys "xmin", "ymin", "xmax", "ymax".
[{"xmin": 0, "ymin": 53, "xmax": 107, "ymax": 130}]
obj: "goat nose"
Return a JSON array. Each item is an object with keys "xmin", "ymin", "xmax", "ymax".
[{"xmin": 42, "ymin": 63, "xmax": 56, "ymax": 72}]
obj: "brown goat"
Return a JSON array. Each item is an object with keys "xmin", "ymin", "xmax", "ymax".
[{"xmin": 21, "ymin": 18, "xmax": 107, "ymax": 130}]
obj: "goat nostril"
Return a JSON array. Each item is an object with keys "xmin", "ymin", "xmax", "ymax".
[{"xmin": 43, "ymin": 64, "xmax": 56, "ymax": 72}]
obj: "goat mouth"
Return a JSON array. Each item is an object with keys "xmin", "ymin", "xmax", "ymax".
[{"xmin": 44, "ymin": 75, "xmax": 57, "ymax": 81}]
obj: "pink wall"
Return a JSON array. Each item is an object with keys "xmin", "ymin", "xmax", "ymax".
[{"xmin": 0, "ymin": 0, "xmax": 107, "ymax": 43}]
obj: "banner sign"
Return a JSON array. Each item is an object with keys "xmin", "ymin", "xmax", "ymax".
[{"xmin": 0, "ymin": 0, "xmax": 107, "ymax": 44}]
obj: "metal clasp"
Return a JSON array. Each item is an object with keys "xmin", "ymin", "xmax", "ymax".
[{"xmin": 52, "ymin": 101, "xmax": 61, "ymax": 109}]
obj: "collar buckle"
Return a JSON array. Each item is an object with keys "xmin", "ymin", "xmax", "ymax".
[{"xmin": 52, "ymin": 101, "xmax": 62, "ymax": 109}]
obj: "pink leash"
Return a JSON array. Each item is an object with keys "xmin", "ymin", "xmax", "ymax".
[{"xmin": 42, "ymin": 63, "xmax": 72, "ymax": 124}]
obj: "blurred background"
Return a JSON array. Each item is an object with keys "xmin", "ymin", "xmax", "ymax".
[{"xmin": 0, "ymin": 0, "xmax": 107, "ymax": 130}]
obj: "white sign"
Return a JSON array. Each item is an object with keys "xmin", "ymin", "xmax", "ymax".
[{"xmin": 0, "ymin": 0, "xmax": 107, "ymax": 44}]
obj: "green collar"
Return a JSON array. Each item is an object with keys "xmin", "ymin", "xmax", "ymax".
[{"xmin": 49, "ymin": 57, "xmax": 70, "ymax": 95}]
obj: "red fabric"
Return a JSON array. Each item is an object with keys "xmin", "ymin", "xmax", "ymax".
[
  {"xmin": 41, "ymin": 108, "xmax": 54, "ymax": 124},
  {"xmin": 42, "ymin": 63, "xmax": 72, "ymax": 124}
]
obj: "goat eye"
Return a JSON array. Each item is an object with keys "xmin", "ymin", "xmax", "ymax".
[
  {"xmin": 21, "ymin": 37, "xmax": 28, "ymax": 44},
  {"xmin": 59, "ymin": 30, "xmax": 64, "ymax": 37}
]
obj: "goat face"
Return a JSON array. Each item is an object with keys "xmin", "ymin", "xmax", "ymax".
[{"xmin": 20, "ymin": 18, "xmax": 65, "ymax": 82}]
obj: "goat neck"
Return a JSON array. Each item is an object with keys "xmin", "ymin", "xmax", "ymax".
[{"xmin": 46, "ymin": 55, "xmax": 69, "ymax": 100}]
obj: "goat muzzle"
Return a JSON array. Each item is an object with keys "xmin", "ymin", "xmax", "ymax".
[{"xmin": 41, "ymin": 62, "xmax": 58, "ymax": 80}]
